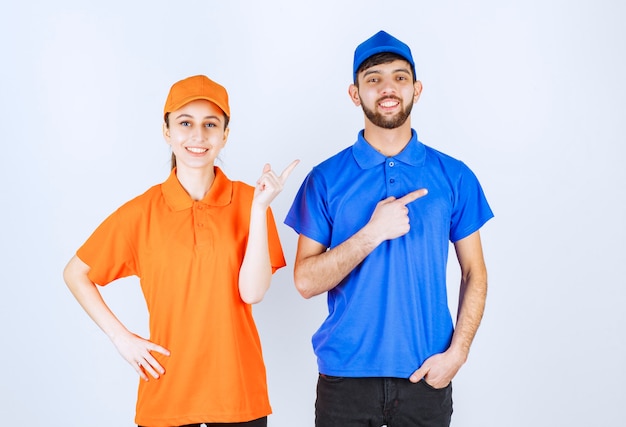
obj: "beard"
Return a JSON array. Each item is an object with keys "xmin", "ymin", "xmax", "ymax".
[{"xmin": 361, "ymin": 96, "xmax": 413, "ymax": 129}]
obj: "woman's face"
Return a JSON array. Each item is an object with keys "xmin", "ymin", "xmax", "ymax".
[{"xmin": 163, "ymin": 99, "xmax": 229, "ymax": 172}]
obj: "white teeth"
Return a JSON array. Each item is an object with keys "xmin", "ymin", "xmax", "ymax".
[
  {"xmin": 187, "ymin": 147, "xmax": 208, "ymax": 153},
  {"xmin": 380, "ymin": 101, "xmax": 398, "ymax": 107}
]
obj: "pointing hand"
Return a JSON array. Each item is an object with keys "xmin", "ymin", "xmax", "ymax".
[
  {"xmin": 366, "ymin": 188, "xmax": 428, "ymax": 242},
  {"xmin": 253, "ymin": 159, "xmax": 300, "ymax": 208}
]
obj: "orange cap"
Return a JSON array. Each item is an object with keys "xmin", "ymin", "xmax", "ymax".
[{"xmin": 163, "ymin": 75, "xmax": 230, "ymax": 120}]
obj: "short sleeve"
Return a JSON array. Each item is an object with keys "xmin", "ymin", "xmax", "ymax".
[
  {"xmin": 449, "ymin": 162, "xmax": 494, "ymax": 242},
  {"xmin": 284, "ymin": 169, "xmax": 332, "ymax": 248},
  {"xmin": 266, "ymin": 207, "xmax": 286, "ymax": 273},
  {"xmin": 76, "ymin": 206, "xmax": 139, "ymax": 286}
]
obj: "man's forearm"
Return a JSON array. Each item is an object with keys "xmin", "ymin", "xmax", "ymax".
[
  {"xmin": 448, "ymin": 265, "xmax": 488, "ymax": 361},
  {"xmin": 294, "ymin": 227, "xmax": 381, "ymax": 299}
]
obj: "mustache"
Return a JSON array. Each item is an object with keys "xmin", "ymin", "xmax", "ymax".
[{"xmin": 377, "ymin": 96, "xmax": 402, "ymax": 104}]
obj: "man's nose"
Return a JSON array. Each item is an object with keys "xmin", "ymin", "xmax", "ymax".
[{"xmin": 380, "ymin": 78, "xmax": 398, "ymax": 95}]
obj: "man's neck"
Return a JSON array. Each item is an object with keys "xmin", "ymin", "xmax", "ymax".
[{"xmin": 362, "ymin": 121, "xmax": 413, "ymax": 157}]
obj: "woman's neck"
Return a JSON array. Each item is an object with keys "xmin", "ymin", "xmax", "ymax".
[{"xmin": 175, "ymin": 165, "xmax": 216, "ymax": 201}]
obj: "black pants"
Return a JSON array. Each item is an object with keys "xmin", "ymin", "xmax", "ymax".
[
  {"xmin": 139, "ymin": 416, "xmax": 267, "ymax": 427},
  {"xmin": 315, "ymin": 375, "xmax": 452, "ymax": 427}
]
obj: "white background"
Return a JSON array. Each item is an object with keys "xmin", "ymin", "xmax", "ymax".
[{"xmin": 1, "ymin": 1, "xmax": 624, "ymax": 426}]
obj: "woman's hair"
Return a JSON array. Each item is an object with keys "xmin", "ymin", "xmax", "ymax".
[
  {"xmin": 354, "ymin": 52, "xmax": 416, "ymax": 85},
  {"xmin": 164, "ymin": 112, "xmax": 230, "ymax": 170}
]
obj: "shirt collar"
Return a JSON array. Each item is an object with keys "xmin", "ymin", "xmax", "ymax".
[
  {"xmin": 352, "ymin": 129, "xmax": 426, "ymax": 169},
  {"xmin": 162, "ymin": 166, "xmax": 233, "ymax": 211}
]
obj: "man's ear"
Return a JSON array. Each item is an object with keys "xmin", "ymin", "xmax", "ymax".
[
  {"xmin": 348, "ymin": 84, "xmax": 361, "ymax": 106},
  {"xmin": 413, "ymin": 80, "xmax": 423, "ymax": 104}
]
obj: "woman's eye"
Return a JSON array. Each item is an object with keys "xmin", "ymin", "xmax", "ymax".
[
  {"xmin": 180, "ymin": 121, "xmax": 191, "ymax": 127},
  {"xmin": 205, "ymin": 123, "xmax": 216, "ymax": 128}
]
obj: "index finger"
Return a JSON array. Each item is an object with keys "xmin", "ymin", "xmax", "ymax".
[
  {"xmin": 279, "ymin": 159, "xmax": 300, "ymax": 182},
  {"xmin": 397, "ymin": 188, "xmax": 428, "ymax": 205}
]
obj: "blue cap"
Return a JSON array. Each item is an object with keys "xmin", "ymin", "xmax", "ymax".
[{"xmin": 353, "ymin": 31, "xmax": 415, "ymax": 82}]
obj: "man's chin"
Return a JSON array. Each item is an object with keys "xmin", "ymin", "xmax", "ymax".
[{"xmin": 363, "ymin": 106, "xmax": 412, "ymax": 129}]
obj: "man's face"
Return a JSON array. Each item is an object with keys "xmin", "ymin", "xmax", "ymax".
[{"xmin": 352, "ymin": 59, "xmax": 421, "ymax": 129}]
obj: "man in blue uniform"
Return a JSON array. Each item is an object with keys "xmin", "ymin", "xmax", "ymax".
[{"xmin": 285, "ymin": 30, "xmax": 494, "ymax": 427}]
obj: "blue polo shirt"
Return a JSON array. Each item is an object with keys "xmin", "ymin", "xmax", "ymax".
[{"xmin": 285, "ymin": 130, "xmax": 493, "ymax": 378}]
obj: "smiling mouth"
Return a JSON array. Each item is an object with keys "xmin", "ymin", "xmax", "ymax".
[
  {"xmin": 379, "ymin": 98, "xmax": 400, "ymax": 109},
  {"xmin": 186, "ymin": 147, "xmax": 209, "ymax": 154}
]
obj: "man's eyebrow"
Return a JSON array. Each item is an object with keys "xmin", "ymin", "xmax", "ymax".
[
  {"xmin": 362, "ymin": 69, "xmax": 381, "ymax": 77},
  {"xmin": 362, "ymin": 67, "xmax": 412, "ymax": 77}
]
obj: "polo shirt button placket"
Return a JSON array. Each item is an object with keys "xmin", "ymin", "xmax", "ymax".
[
  {"xmin": 386, "ymin": 159, "xmax": 397, "ymax": 191},
  {"xmin": 194, "ymin": 203, "xmax": 203, "ymax": 228},
  {"xmin": 194, "ymin": 202, "xmax": 213, "ymax": 246}
]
